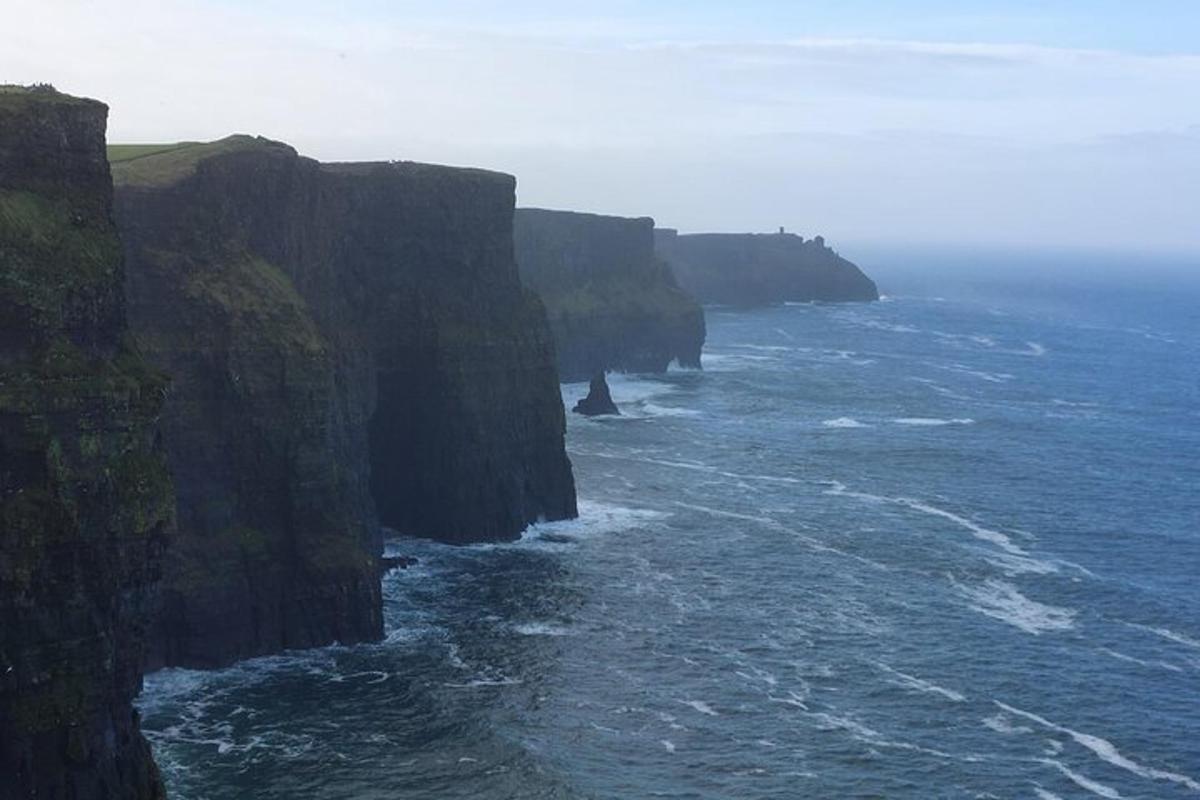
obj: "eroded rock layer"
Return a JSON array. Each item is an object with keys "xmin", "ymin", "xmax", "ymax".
[
  {"xmin": 655, "ymin": 229, "xmax": 879, "ymax": 306},
  {"xmin": 0, "ymin": 87, "xmax": 171, "ymax": 799},
  {"xmin": 112, "ymin": 137, "xmax": 576, "ymax": 666},
  {"xmin": 514, "ymin": 208, "xmax": 705, "ymax": 382}
]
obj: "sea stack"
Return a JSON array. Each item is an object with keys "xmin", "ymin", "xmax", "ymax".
[
  {"xmin": 573, "ymin": 372, "xmax": 621, "ymax": 416},
  {"xmin": 655, "ymin": 228, "xmax": 879, "ymax": 306},
  {"xmin": 514, "ymin": 208, "xmax": 706, "ymax": 381},
  {"xmin": 0, "ymin": 86, "xmax": 172, "ymax": 799}
]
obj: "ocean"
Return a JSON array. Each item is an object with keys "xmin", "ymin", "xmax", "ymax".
[{"xmin": 139, "ymin": 258, "xmax": 1200, "ymax": 799}]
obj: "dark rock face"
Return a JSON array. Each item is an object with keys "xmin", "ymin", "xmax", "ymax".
[
  {"xmin": 655, "ymin": 229, "xmax": 879, "ymax": 306},
  {"xmin": 514, "ymin": 208, "xmax": 706, "ymax": 382},
  {"xmin": 573, "ymin": 372, "xmax": 620, "ymax": 416},
  {"xmin": 112, "ymin": 137, "xmax": 576, "ymax": 666},
  {"xmin": 113, "ymin": 140, "xmax": 382, "ymax": 669},
  {"xmin": 0, "ymin": 87, "xmax": 172, "ymax": 799}
]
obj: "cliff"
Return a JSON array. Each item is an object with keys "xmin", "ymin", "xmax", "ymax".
[
  {"xmin": 514, "ymin": 209, "xmax": 705, "ymax": 382},
  {"xmin": 112, "ymin": 138, "xmax": 576, "ymax": 666},
  {"xmin": 655, "ymin": 229, "xmax": 879, "ymax": 306},
  {"xmin": 0, "ymin": 87, "xmax": 172, "ymax": 798}
]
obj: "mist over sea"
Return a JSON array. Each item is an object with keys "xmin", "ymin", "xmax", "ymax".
[{"xmin": 139, "ymin": 252, "xmax": 1200, "ymax": 799}]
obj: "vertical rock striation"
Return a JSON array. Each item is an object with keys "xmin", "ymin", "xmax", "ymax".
[
  {"xmin": 655, "ymin": 229, "xmax": 879, "ymax": 306},
  {"xmin": 0, "ymin": 86, "xmax": 171, "ymax": 799},
  {"xmin": 112, "ymin": 136, "xmax": 576, "ymax": 667},
  {"xmin": 113, "ymin": 138, "xmax": 382, "ymax": 668},
  {"xmin": 514, "ymin": 208, "xmax": 705, "ymax": 382}
]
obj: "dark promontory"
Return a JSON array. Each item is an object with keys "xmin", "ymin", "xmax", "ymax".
[
  {"xmin": 655, "ymin": 229, "xmax": 879, "ymax": 306},
  {"xmin": 515, "ymin": 208, "xmax": 705, "ymax": 382},
  {"xmin": 112, "ymin": 136, "xmax": 577, "ymax": 669},
  {"xmin": 1, "ymin": 87, "xmax": 172, "ymax": 799}
]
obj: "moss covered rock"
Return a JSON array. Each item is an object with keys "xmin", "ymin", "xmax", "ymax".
[{"xmin": 0, "ymin": 85, "xmax": 171, "ymax": 799}]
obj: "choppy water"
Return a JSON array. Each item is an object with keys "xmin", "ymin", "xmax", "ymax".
[{"xmin": 140, "ymin": 269, "xmax": 1200, "ymax": 799}]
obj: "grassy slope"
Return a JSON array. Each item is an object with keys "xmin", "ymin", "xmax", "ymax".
[{"xmin": 108, "ymin": 136, "xmax": 289, "ymax": 187}]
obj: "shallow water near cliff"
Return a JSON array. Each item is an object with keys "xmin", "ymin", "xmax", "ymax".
[{"xmin": 139, "ymin": 269, "xmax": 1200, "ymax": 799}]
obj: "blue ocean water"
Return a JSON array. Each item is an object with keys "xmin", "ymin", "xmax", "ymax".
[{"xmin": 139, "ymin": 263, "xmax": 1200, "ymax": 799}]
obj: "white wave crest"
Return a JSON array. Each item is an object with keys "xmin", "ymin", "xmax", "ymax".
[
  {"xmin": 679, "ymin": 699, "xmax": 719, "ymax": 716},
  {"xmin": 1125, "ymin": 622, "xmax": 1200, "ymax": 651},
  {"xmin": 874, "ymin": 662, "xmax": 966, "ymax": 702},
  {"xmin": 893, "ymin": 417, "xmax": 975, "ymax": 426},
  {"xmin": 823, "ymin": 417, "xmax": 869, "ymax": 428},
  {"xmin": 956, "ymin": 579, "xmax": 1076, "ymax": 634},
  {"xmin": 1099, "ymin": 647, "xmax": 1184, "ymax": 673},
  {"xmin": 982, "ymin": 713, "xmax": 1033, "ymax": 735},
  {"xmin": 512, "ymin": 622, "xmax": 570, "ymax": 637},
  {"xmin": 1043, "ymin": 760, "xmax": 1122, "ymax": 799},
  {"xmin": 1002, "ymin": 702, "xmax": 1200, "ymax": 792}
]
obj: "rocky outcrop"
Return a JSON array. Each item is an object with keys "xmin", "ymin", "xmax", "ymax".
[
  {"xmin": 111, "ymin": 137, "xmax": 576, "ymax": 666},
  {"xmin": 655, "ymin": 229, "xmax": 879, "ymax": 306},
  {"xmin": 573, "ymin": 373, "xmax": 620, "ymax": 416},
  {"xmin": 514, "ymin": 208, "xmax": 705, "ymax": 382},
  {"xmin": 0, "ymin": 86, "xmax": 172, "ymax": 799}
]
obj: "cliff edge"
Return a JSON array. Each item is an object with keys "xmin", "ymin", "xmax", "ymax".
[
  {"xmin": 111, "ymin": 137, "xmax": 576, "ymax": 667},
  {"xmin": 655, "ymin": 229, "xmax": 878, "ymax": 306},
  {"xmin": 515, "ymin": 208, "xmax": 705, "ymax": 382},
  {"xmin": 0, "ymin": 86, "xmax": 172, "ymax": 799}
]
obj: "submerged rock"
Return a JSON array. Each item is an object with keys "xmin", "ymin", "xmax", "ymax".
[
  {"xmin": 573, "ymin": 372, "xmax": 621, "ymax": 416},
  {"xmin": 0, "ymin": 85, "xmax": 172, "ymax": 799},
  {"xmin": 514, "ymin": 208, "xmax": 706, "ymax": 381},
  {"xmin": 655, "ymin": 228, "xmax": 879, "ymax": 306},
  {"xmin": 380, "ymin": 555, "xmax": 419, "ymax": 572}
]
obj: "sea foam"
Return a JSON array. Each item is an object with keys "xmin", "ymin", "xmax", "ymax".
[
  {"xmin": 956, "ymin": 579, "xmax": 1075, "ymax": 634},
  {"xmin": 1000, "ymin": 702, "xmax": 1200, "ymax": 792}
]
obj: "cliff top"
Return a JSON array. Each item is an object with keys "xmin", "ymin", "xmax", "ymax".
[
  {"xmin": 109, "ymin": 135, "xmax": 296, "ymax": 187},
  {"xmin": 519, "ymin": 207, "xmax": 655, "ymax": 228},
  {"xmin": 322, "ymin": 159, "xmax": 514, "ymax": 187},
  {"xmin": 0, "ymin": 83, "xmax": 102, "ymax": 110}
]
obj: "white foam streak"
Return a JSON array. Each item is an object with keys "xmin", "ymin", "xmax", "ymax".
[
  {"xmin": 874, "ymin": 662, "xmax": 966, "ymax": 702},
  {"xmin": 824, "ymin": 481, "xmax": 1034, "ymax": 559},
  {"xmin": 957, "ymin": 579, "xmax": 1075, "ymax": 634},
  {"xmin": 1126, "ymin": 622, "xmax": 1200, "ymax": 651},
  {"xmin": 893, "ymin": 417, "xmax": 976, "ymax": 426},
  {"xmin": 679, "ymin": 699, "xmax": 719, "ymax": 716},
  {"xmin": 675, "ymin": 501, "xmax": 893, "ymax": 572},
  {"xmin": 982, "ymin": 713, "xmax": 1033, "ymax": 735},
  {"xmin": 823, "ymin": 417, "xmax": 869, "ymax": 428},
  {"xmin": 999, "ymin": 702, "xmax": 1200, "ymax": 792},
  {"xmin": 1099, "ymin": 647, "xmax": 1184, "ymax": 673},
  {"xmin": 1042, "ymin": 759, "xmax": 1123, "ymax": 799}
]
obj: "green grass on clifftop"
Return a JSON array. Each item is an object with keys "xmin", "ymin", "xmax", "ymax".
[{"xmin": 109, "ymin": 136, "xmax": 291, "ymax": 187}]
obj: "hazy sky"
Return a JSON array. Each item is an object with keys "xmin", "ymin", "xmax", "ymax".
[{"xmin": 6, "ymin": 1, "xmax": 1199, "ymax": 252}]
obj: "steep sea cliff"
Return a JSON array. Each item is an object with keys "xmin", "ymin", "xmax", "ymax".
[
  {"xmin": 112, "ymin": 137, "xmax": 577, "ymax": 669},
  {"xmin": 656, "ymin": 229, "xmax": 878, "ymax": 305},
  {"xmin": 0, "ymin": 87, "xmax": 171, "ymax": 799},
  {"xmin": 515, "ymin": 208, "xmax": 705, "ymax": 381}
]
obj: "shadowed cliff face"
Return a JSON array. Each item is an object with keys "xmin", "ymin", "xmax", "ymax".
[
  {"xmin": 0, "ymin": 87, "xmax": 171, "ymax": 799},
  {"xmin": 655, "ymin": 230, "xmax": 879, "ymax": 306},
  {"xmin": 112, "ymin": 137, "xmax": 576, "ymax": 667},
  {"xmin": 514, "ymin": 208, "xmax": 706, "ymax": 382},
  {"xmin": 113, "ymin": 139, "xmax": 383, "ymax": 669}
]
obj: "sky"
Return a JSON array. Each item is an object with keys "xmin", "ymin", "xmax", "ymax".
[{"xmin": 5, "ymin": 1, "xmax": 1199, "ymax": 253}]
